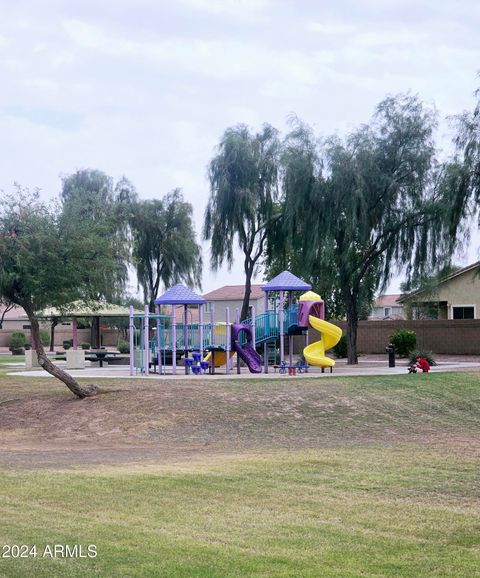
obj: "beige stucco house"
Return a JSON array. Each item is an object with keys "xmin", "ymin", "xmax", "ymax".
[
  {"xmin": 369, "ymin": 294, "xmax": 404, "ymax": 320},
  {"xmin": 203, "ymin": 284, "xmax": 266, "ymax": 322},
  {"xmin": 399, "ymin": 262, "xmax": 480, "ymax": 320}
]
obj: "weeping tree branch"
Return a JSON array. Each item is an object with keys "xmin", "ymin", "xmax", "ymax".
[{"xmin": 204, "ymin": 124, "xmax": 281, "ymax": 321}]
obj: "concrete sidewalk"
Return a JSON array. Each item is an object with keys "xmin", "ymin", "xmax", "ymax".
[{"xmin": 7, "ymin": 354, "xmax": 480, "ymax": 380}]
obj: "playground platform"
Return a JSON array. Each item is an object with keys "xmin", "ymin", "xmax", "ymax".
[{"xmin": 6, "ymin": 355, "xmax": 480, "ymax": 380}]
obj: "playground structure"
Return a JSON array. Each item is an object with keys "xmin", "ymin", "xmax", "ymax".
[{"xmin": 129, "ymin": 272, "xmax": 342, "ymax": 376}]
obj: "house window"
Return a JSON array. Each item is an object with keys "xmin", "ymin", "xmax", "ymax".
[
  {"xmin": 452, "ymin": 306, "xmax": 475, "ymax": 320},
  {"xmin": 384, "ymin": 307, "xmax": 391, "ymax": 317}
]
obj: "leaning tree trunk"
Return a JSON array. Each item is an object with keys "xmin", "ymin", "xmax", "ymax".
[
  {"xmin": 26, "ymin": 308, "xmax": 98, "ymax": 399},
  {"xmin": 344, "ymin": 289, "xmax": 359, "ymax": 365}
]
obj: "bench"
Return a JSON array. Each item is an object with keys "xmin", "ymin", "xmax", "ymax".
[{"xmin": 273, "ymin": 362, "xmax": 312, "ymax": 375}]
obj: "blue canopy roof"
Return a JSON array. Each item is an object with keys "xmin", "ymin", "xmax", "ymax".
[
  {"xmin": 155, "ymin": 284, "xmax": 205, "ymax": 305},
  {"xmin": 262, "ymin": 271, "xmax": 311, "ymax": 292}
]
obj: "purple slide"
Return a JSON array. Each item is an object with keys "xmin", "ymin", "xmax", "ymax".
[{"xmin": 231, "ymin": 323, "xmax": 262, "ymax": 373}]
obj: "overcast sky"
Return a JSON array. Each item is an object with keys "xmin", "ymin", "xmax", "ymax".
[{"xmin": 1, "ymin": 0, "xmax": 479, "ymax": 296}]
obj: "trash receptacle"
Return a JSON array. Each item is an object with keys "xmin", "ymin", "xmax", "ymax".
[{"xmin": 386, "ymin": 343, "xmax": 396, "ymax": 367}]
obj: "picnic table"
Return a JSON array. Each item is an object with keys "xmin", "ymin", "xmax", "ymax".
[{"xmin": 85, "ymin": 349, "xmax": 121, "ymax": 367}]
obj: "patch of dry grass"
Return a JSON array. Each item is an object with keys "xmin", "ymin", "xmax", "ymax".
[{"xmin": 1, "ymin": 371, "xmax": 479, "ymax": 459}]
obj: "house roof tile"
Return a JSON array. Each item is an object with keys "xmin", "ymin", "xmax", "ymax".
[
  {"xmin": 374, "ymin": 294, "xmax": 402, "ymax": 307},
  {"xmin": 203, "ymin": 284, "xmax": 264, "ymax": 301}
]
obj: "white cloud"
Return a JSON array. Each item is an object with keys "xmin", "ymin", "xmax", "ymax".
[
  {"xmin": 61, "ymin": 18, "xmax": 324, "ymax": 90},
  {"xmin": 307, "ymin": 21, "xmax": 356, "ymax": 35},
  {"xmin": 63, "ymin": 19, "xmax": 114, "ymax": 51},
  {"xmin": 351, "ymin": 28, "xmax": 428, "ymax": 48},
  {"xmin": 177, "ymin": 0, "xmax": 271, "ymax": 17}
]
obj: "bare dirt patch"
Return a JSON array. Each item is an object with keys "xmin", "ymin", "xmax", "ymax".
[{"xmin": 1, "ymin": 372, "xmax": 479, "ymax": 469}]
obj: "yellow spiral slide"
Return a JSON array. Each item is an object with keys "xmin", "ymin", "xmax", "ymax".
[{"xmin": 303, "ymin": 315, "xmax": 342, "ymax": 368}]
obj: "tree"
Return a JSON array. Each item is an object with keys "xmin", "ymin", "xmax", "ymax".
[
  {"xmin": 0, "ymin": 188, "xmax": 127, "ymax": 398},
  {"xmin": 104, "ymin": 294, "xmax": 144, "ymax": 340},
  {"xmin": 0, "ymin": 298, "xmax": 15, "ymax": 330},
  {"xmin": 278, "ymin": 96, "xmax": 449, "ymax": 363},
  {"xmin": 264, "ymin": 226, "xmax": 377, "ymax": 320},
  {"xmin": 61, "ymin": 168, "xmax": 114, "ymax": 208},
  {"xmin": 130, "ymin": 190, "xmax": 202, "ymax": 311},
  {"xmin": 203, "ymin": 124, "xmax": 281, "ymax": 321},
  {"xmin": 448, "ymin": 86, "xmax": 480, "ymax": 241},
  {"xmin": 60, "ymin": 169, "xmax": 136, "ymax": 303}
]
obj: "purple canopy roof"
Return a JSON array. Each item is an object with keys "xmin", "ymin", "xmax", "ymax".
[
  {"xmin": 262, "ymin": 271, "xmax": 312, "ymax": 292},
  {"xmin": 155, "ymin": 284, "xmax": 205, "ymax": 305}
]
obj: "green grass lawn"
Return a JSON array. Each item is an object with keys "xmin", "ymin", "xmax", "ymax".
[
  {"xmin": 1, "ymin": 449, "xmax": 479, "ymax": 577},
  {"xmin": 0, "ymin": 369, "xmax": 479, "ymax": 577}
]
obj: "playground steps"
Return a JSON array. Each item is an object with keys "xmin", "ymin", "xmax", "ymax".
[{"xmin": 267, "ymin": 341, "xmax": 278, "ymax": 365}]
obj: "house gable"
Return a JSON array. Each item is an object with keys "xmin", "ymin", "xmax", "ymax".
[{"xmin": 400, "ymin": 262, "xmax": 480, "ymax": 319}]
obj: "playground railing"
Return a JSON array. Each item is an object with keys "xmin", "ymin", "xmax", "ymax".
[
  {"xmin": 241, "ymin": 310, "xmax": 279, "ymax": 345},
  {"xmin": 285, "ymin": 304, "xmax": 299, "ymax": 331},
  {"xmin": 150, "ymin": 322, "xmax": 229, "ymax": 352}
]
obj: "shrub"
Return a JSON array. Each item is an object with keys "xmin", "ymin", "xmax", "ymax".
[
  {"xmin": 408, "ymin": 350, "xmax": 436, "ymax": 366},
  {"xmin": 63, "ymin": 340, "xmax": 72, "ymax": 350},
  {"xmin": 39, "ymin": 329, "xmax": 50, "ymax": 347},
  {"xmin": 333, "ymin": 333, "xmax": 347, "ymax": 358},
  {"xmin": 76, "ymin": 318, "xmax": 91, "ymax": 329},
  {"xmin": 80, "ymin": 342, "xmax": 91, "ymax": 350},
  {"xmin": 9, "ymin": 331, "xmax": 26, "ymax": 351},
  {"xmin": 118, "ymin": 339, "xmax": 130, "ymax": 354},
  {"xmin": 389, "ymin": 329, "xmax": 416, "ymax": 357}
]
